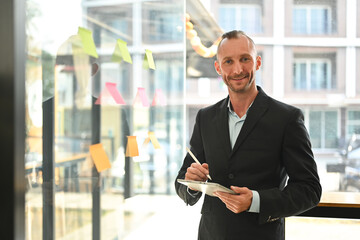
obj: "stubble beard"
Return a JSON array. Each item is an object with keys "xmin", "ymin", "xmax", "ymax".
[{"xmin": 224, "ymin": 73, "xmax": 255, "ymax": 93}]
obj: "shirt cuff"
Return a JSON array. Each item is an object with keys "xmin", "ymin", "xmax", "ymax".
[
  {"xmin": 248, "ymin": 190, "xmax": 260, "ymax": 213},
  {"xmin": 187, "ymin": 187, "xmax": 200, "ymax": 197}
]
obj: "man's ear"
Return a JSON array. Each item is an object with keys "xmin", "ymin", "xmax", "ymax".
[
  {"xmin": 214, "ymin": 61, "xmax": 221, "ymax": 75},
  {"xmin": 91, "ymin": 63, "xmax": 99, "ymax": 76},
  {"xmin": 255, "ymin": 56, "xmax": 262, "ymax": 71}
]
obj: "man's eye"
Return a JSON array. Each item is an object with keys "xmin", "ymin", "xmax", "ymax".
[
  {"xmin": 241, "ymin": 57, "xmax": 250, "ymax": 62},
  {"xmin": 224, "ymin": 60, "xmax": 232, "ymax": 64}
]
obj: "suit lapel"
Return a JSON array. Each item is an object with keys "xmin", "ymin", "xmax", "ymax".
[
  {"xmin": 215, "ymin": 97, "xmax": 232, "ymax": 158},
  {"xmin": 230, "ymin": 87, "xmax": 270, "ymax": 157}
]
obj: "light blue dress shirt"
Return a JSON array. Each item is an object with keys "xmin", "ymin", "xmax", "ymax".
[{"xmin": 227, "ymin": 99, "xmax": 260, "ymax": 213}]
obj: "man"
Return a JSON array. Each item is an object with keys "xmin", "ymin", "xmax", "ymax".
[{"xmin": 175, "ymin": 30, "xmax": 322, "ymax": 240}]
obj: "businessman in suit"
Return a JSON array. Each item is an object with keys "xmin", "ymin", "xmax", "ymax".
[{"xmin": 175, "ymin": 30, "xmax": 322, "ymax": 240}]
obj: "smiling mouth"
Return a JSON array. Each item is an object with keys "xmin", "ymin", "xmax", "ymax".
[{"xmin": 230, "ymin": 75, "xmax": 248, "ymax": 81}]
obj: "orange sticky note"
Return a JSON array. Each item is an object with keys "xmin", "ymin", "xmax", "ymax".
[
  {"xmin": 151, "ymin": 89, "xmax": 166, "ymax": 106},
  {"xmin": 95, "ymin": 82, "xmax": 126, "ymax": 105},
  {"xmin": 143, "ymin": 49, "xmax": 156, "ymax": 70},
  {"xmin": 89, "ymin": 143, "xmax": 111, "ymax": 172},
  {"xmin": 133, "ymin": 87, "xmax": 150, "ymax": 107},
  {"xmin": 125, "ymin": 136, "xmax": 139, "ymax": 157},
  {"xmin": 143, "ymin": 132, "xmax": 161, "ymax": 149}
]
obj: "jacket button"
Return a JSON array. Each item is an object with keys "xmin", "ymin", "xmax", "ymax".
[{"xmin": 228, "ymin": 173, "xmax": 234, "ymax": 179}]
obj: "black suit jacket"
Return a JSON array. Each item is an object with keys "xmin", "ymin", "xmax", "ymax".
[{"xmin": 175, "ymin": 87, "xmax": 321, "ymax": 240}]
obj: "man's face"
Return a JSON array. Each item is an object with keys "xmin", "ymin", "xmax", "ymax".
[{"xmin": 214, "ymin": 36, "xmax": 261, "ymax": 94}]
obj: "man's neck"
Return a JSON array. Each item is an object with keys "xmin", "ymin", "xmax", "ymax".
[{"xmin": 229, "ymin": 87, "xmax": 258, "ymax": 118}]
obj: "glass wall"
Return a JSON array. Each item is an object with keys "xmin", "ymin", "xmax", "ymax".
[
  {"xmin": 21, "ymin": 0, "xmax": 360, "ymax": 239},
  {"xmin": 25, "ymin": 0, "xmax": 186, "ymax": 239}
]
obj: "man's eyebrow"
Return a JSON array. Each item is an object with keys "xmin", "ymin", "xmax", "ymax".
[
  {"xmin": 222, "ymin": 53, "xmax": 252, "ymax": 60},
  {"xmin": 222, "ymin": 56, "xmax": 232, "ymax": 61}
]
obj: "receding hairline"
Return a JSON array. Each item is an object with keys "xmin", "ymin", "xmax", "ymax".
[{"xmin": 216, "ymin": 30, "xmax": 257, "ymax": 59}]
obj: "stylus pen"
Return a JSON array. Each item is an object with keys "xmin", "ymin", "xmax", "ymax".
[{"xmin": 186, "ymin": 147, "xmax": 212, "ymax": 180}]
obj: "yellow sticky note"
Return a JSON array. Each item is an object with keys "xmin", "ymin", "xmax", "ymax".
[
  {"xmin": 126, "ymin": 136, "xmax": 139, "ymax": 157},
  {"xmin": 78, "ymin": 27, "xmax": 99, "ymax": 58},
  {"xmin": 148, "ymin": 132, "xmax": 161, "ymax": 149},
  {"xmin": 143, "ymin": 49, "xmax": 156, "ymax": 70},
  {"xmin": 142, "ymin": 132, "xmax": 161, "ymax": 149},
  {"xmin": 112, "ymin": 39, "xmax": 132, "ymax": 63},
  {"xmin": 89, "ymin": 143, "xmax": 111, "ymax": 172},
  {"xmin": 142, "ymin": 137, "xmax": 151, "ymax": 148}
]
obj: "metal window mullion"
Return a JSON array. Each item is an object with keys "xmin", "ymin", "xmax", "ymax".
[{"xmin": 306, "ymin": 60, "xmax": 311, "ymax": 90}]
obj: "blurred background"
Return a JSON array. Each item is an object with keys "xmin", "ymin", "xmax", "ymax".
[{"xmin": 21, "ymin": 0, "xmax": 360, "ymax": 239}]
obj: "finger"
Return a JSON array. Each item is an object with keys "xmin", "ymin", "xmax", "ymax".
[
  {"xmin": 191, "ymin": 163, "xmax": 210, "ymax": 177},
  {"xmin": 201, "ymin": 163, "xmax": 209, "ymax": 170},
  {"xmin": 215, "ymin": 192, "xmax": 247, "ymax": 213},
  {"xmin": 190, "ymin": 163, "xmax": 208, "ymax": 177},
  {"xmin": 230, "ymin": 186, "xmax": 250, "ymax": 194},
  {"xmin": 185, "ymin": 171, "xmax": 206, "ymax": 181},
  {"xmin": 185, "ymin": 166, "xmax": 207, "ymax": 181}
]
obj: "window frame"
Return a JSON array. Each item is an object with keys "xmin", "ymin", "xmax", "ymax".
[
  {"xmin": 218, "ymin": 3, "xmax": 263, "ymax": 34},
  {"xmin": 293, "ymin": 58, "xmax": 333, "ymax": 90},
  {"xmin": 293, "ymin": 5, "xmax": 332, "ymax": 35},
  {"xmin": 346, "ymin": 109, "xmax": 360, "ymax": 137},
  {"xmin": 303, "ymin": 108, "xmax": 340, "ymax": 150}
]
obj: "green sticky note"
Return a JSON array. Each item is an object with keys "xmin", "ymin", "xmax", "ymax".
[
  {"xmin": 112, "ymin": 39, "xmax": 132, "ymax": 64},
  {"xmin": 143, "ymin": 49, "xmax": 156, "ymax": 70},
  {"xmin": 78, "ymin": 27, "xmax": 98, "ymax": 58}
]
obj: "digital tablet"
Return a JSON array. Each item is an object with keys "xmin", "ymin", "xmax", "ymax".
[{"xmin": 177, "ymin": 179, "xmax": 236, "ymax": 197}]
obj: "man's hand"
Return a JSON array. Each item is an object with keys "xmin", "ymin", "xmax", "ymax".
[
  {"xmin": 185, "ymin": 163, "xmax": 209, "ymax": 182},
  {"xmin": 214, "ymin": 186, "xmax": 253, "ymax": 213}
]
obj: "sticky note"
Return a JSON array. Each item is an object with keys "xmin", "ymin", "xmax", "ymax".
[
  {"xmin": 89, "ymin": 143, "xmax": 111, "ymax": 172},
  {"xmin": 143, "ymin": 132, "xmax": 161, "ymax": 149},
  {"xmin": 112, "ymin": 39, "xmax": 132, "ymax": 63},
  {"xmin": 151, "ymin": 89, "xmax": 166, "ymax": 106},
  {"xmin": 125, "ymin": 136, "xmax": 139, "ymax": 157},
  {"xmin": 95, "ymin": 82, "xmax": 126, "ymax": 105},
  {"xmin": 142, "ymin": 49, "xmax": 156, "ymax": 70},
  {"xmin": 133, "ymin": 87, "xmax": 150, "ymax": 107},
  {"xmin": 78, "ymin": 27, "xmax": 98, "ymax": 58},
  {"xmin": 142, "ymin": 137, "xmax": 151, "ymax": 148}
]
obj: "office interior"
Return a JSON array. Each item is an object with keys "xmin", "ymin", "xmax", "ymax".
[{"xmin": 2, "ymin": 0, "xmax": 360, "ymax": 239}]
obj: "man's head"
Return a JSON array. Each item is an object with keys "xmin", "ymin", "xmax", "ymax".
[{"xmin": 214, "ymin": 30, "xmax": 261, "ymax": 94}]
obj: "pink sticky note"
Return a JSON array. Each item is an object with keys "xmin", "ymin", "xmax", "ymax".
[
  {"xmin": 151, "ymin": 89, "xmax": 166, "ymax": 106},
  {"xmin": 133, "ymin": 87, "xmax": 149, "ymax": 107},
  {"xmin": 95, "ymin": 82, "xmax": 125, "ymax": 105}
]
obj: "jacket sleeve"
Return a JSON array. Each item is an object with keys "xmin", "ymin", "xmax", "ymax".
[
  {"xmin": 174, "ymin": 110, "xmax": 205, "ymax": 206},
  {"xmin": 258, "ymin": 108, "xmax": 322, "ymax": 224}
]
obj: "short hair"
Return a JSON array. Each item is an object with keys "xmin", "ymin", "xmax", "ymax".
[{"xmin": 216, "ymin": 30, "xmax": 257, "ymax": 58}]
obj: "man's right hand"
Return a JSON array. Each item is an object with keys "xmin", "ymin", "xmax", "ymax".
[{"xmin": 185, "ymin": 163, "xmax": 209, "ymax": 182}]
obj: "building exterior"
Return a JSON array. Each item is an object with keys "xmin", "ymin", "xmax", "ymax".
[{"xmin": 186, "ymin": 0, "xmax": 360, "ymax": 174}]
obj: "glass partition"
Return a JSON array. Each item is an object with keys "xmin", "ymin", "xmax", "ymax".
[
  {"xmin": 24, "ymin": 0, "xmax": 360, "ymax": 239},
  {"xmin": 25, "ymin": 0, "xmax": 185, "ymax": 239}
]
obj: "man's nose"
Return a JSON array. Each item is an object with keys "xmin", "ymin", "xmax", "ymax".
[{"xmin": 233, "ymin": 62, "xmax": 243, "ymax": 74}]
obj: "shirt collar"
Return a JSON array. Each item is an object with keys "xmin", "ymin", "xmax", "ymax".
[{"xmin": 227, "ymin": 97, "xmax": 254, "ymax": 117}]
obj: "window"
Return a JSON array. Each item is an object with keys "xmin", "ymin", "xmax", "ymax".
[
  {"xmin": 347, "ymin": 110, "xmax": 360, "ymax": 136},
  {"xmin": 307, "ymin": 110, "xmax": 338, "ymax": 149},
  {"xmin": 293, "ymin": 58, "xmax": 334, "ymax": 90},
  {"xmin": 219, "ymin": 4, "xmax": 262, "ymax": 34},
  {"xmin": 293, "ymin": 5, "xmax": 332, "ymax": 34},
  {"xmin": 147, "ymin": 10, "xmax": 183, "ymax": 42}
]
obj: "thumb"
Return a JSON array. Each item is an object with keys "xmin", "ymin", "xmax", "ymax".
[{"xmin": 230, "ymin": 186, "xmax": 249, "ymax": 194}]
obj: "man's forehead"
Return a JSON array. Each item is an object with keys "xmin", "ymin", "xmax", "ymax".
[{"xmin": 217, "ymin": 37, "xmax": 256, "ymax": 58}]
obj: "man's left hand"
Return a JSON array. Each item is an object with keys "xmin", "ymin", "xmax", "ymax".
[{"xmin": 214, "ymin": 186, "xmax": 253, "ymax": 213}]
